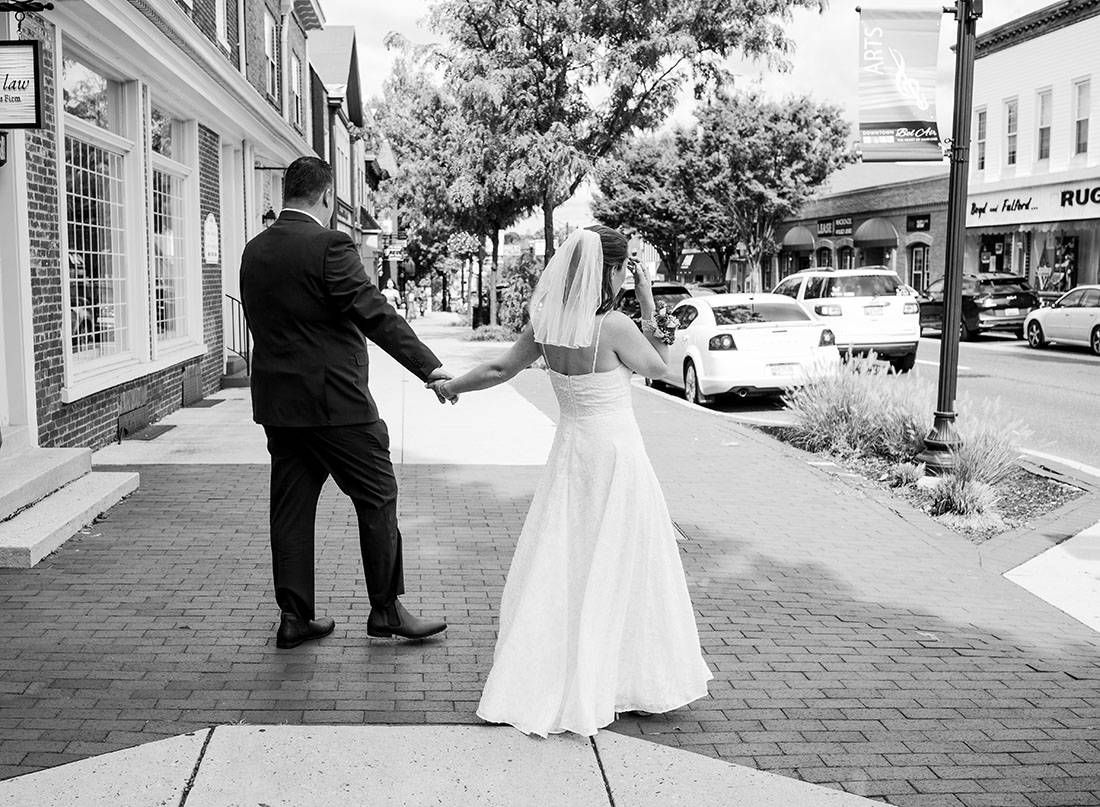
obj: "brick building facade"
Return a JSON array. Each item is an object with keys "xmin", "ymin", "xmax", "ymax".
[
  {"xmin": 774, "ymin": 164, "xmax": 949, "ymax": 292},
  {"xmin": 0, "ymin": 0, "xmax": 322, "ymax": 453}
]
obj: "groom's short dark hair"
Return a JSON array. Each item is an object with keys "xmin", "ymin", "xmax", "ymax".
[{"xmin": 284, "ymin": 156, "xmax": 333, "ymax": 204}]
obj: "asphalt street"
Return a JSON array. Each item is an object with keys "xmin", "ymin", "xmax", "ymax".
[{"xmin": 649, "ymin": 333, "xmax": 1100, "ymax": 477}]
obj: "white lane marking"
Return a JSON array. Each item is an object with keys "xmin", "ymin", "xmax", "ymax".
[
  {"xmin": 916, "ymin": 359, "xmax": 973, "ymax": 371},
  {"xmin": 1020, "ymin": 448, "xmax": 1100, "ymax": 480}
]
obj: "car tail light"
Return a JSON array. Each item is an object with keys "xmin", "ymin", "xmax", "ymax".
[
  {"xmin": 815, "ymin": 304, "xmax": 843, "ymax": 316},
  {"xmin": 709, "ymin": 334, "xmax": 736, "ymax": 351},
  {"xmin": 903, "ymin": 302, "xmax": 919, "ymax": 314},
  {"xmin": 819, "ymin": 328, "xmax": 836, "ymax": 347}
]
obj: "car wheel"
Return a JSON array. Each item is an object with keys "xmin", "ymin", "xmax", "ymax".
[
  {"xmin": 683, "ymin": 361, "xmax": 709, "ymax": 406},
  {"xmin": 890, "ymin": 351, "xmax": 917, "ymax": 373},
  {"xmin": 1091, "ymin": 327, "xmax": 1100, "ymax": 357},
  {"xmin": 1026, "ymin": 321, "xmax": 1046, "ymax": 349},
  {"xmin": 1012, "ymin": 327, "xmax": 1025, "ymax": 340},
  {"xmin": 960, "ymin": 320, "xmax": 977, "ymax": 341}
]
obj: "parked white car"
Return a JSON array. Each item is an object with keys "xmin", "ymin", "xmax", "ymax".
[
  {"xmin": 655, "ymin": 293, "xmax": 841, "ymax": 404},
  {"xmin": 772, "ymin": 267, "xmax": 921, "ymax": 372},
  {"xmin": 1023, "ymin": 285, "xmax": 1100, "ymax": 355}
]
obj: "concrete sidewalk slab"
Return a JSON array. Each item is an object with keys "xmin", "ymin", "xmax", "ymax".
[
  {"xmin": 594, "ymin": 732, "xmax": 880, "ymax": 806},
  {"xmin": 0, "ymin": 730, "xmax": 207, "ymax": 807},
  {"xmin": 186, "ymin": 725, "xmax": 607, "ymax": 806},
  {"xmin": 1005, "ymin": 518, "xmax": 1100, "ymax": 631},
  {"xmin": 92, "ymin": 315, "xmax": 556, "ymax": 467},
  {"xmin": 0, "ymin": 726, "xmax": 892, "ymax": 806}
]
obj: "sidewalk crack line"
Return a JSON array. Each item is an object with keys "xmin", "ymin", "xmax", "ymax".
[
  {"xmin": 177, "ymin": 726, "xmax": 216, "ymax": 807},
  {"xmin": 590, "ymin": 736, "xmax": 616, "ymax": 807}
]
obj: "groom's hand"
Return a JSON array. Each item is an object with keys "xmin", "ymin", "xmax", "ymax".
[
  {"xmin": 426, "ymin": 369, "xmax": 458, "ymax": 405},
  {"xmin": 427, "ymin": 379, "xmax": 458, "ymax": 405}
]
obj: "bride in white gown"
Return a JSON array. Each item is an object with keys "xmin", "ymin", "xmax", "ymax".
[{"xmin": 434, "ymin": 226, "xmax": 712, "ymax": 737}]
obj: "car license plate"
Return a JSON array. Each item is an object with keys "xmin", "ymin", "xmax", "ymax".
[
  {"xmin": 1003, "ymin": 307, "xmax": 1020, "ymax": 316},
  {"xmin": 864, "ymin": 305, "xmax": 885, "ymax": 317},
  {"xmin": 767, "ymin": 363, "xmax": 800, "ymax": 377}
]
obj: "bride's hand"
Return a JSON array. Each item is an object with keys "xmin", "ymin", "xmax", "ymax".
[{"xmin": 629, "ymin": 257, "xmax": 651, "ymax": 291}]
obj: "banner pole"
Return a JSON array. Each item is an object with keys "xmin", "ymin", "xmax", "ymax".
[{"xmin": 917, "ymin": 0, "xmax": 982, "ymax": 473}]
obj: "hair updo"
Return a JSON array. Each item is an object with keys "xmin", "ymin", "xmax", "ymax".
[{"xmin": 585, "ymin": 225, "xmax": 629, "ymax": 314}]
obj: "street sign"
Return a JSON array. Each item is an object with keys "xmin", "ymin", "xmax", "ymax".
[{"xmin": 0, "ymin": 40, "xmax": 42, "ymax": 129}]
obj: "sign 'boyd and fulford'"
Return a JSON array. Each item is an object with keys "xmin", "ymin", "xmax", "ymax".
[{"xmin": 966, "ymin": 180, "xmax": 1100, "ymax": 226}]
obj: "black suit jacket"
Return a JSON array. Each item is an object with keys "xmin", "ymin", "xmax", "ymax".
[{"xmin": 240, "ymin": 211, "xmax": 441, "ymax": 426}]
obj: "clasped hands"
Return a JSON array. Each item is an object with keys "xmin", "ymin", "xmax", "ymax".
[{"xmin": 426, "ymin": 368, "xmax": 459, "ymax": 405}]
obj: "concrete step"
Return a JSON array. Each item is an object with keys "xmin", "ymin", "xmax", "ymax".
[
  {"xmin": 219, "ymin": 370, "xmax": 250, "ymax": 389},
  {"xmin": 0, "ymin": 471, "xmax": 140, "ymax": 568},
  {"xmin": 0, "ymin": 447, "xmax": 92, "ymax": 521}
]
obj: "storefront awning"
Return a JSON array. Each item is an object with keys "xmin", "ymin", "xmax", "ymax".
[
  {"xmin": 781, "ymin": 226, "xmax": 815, "ymax": 250},
  {"xmin": 853, "ymin": 218, "xmax": 899, "ymax": 248}
]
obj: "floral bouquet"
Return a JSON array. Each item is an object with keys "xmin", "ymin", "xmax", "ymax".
[{"xmin": 651, "ymin": 303, "xmax": 680, "ymax": 345}]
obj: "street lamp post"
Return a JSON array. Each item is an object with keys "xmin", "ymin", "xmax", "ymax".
[{"xmin": 917, "ymin": 0, "xmax": 983, "ymax": 473}]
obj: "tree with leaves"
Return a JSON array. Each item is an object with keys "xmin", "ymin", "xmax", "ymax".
[
  {"xmin": 681, "ymin": 90, "xmax": 854, "ymax": 291},
  {"xmin": 431, "ymin": 0, "xmax": 827, "ymax": 262},
  {"xmin": 591, "ymin": 133, "xmax": 690, "ymax": 281}
]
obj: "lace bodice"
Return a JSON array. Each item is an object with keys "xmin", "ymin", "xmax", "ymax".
[{"xmin": 548, "ymin": 366, "xmax": 633, "ymax": 420}]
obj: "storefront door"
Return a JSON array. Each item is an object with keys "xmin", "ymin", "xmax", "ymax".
[{"xmin": 979, "ymin": 235, "xmax": 1006, "ymax": 273}]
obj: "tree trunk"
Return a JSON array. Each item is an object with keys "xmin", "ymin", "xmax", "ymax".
[
  {"xmin": 476, "ymin": 247, "xmax": 485, "ymax": 329},
  {"xmin": 489, "ymin": 228, "xmax": 500, "ymax": 326},
  {"xmin": 542, "ymin": 192, "xmax": 555, "ymax": 265}
]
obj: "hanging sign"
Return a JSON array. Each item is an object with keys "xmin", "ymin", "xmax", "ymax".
[
  {"xmin": 858, "ymin": 9, "xmax": 943, "ymax": 162},
  {"xmin": 0, "ymin": 40, "xmax": 42, "ymax": 129},
  {"xmin": 203, "ymin": 214, "xmax": 220, "ymax": 264}
]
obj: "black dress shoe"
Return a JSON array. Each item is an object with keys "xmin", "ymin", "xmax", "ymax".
[
  {"xmin": 276, "ymin": 612, "xmax": 335, "ymax": 649},
  {"xmin": 367, "ymin": 599, "xmax": 446, "ymax": 640}
]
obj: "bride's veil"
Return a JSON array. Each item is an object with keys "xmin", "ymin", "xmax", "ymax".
[{"xmin": 528, "ymin": 229, "xmax": 605, "ymax": 348}]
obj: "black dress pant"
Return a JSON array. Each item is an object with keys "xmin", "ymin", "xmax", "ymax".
[{"xmin": 264, "ymin": 421, "xmax": 404, "ymax": 619}]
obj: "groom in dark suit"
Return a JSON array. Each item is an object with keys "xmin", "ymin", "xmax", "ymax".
[{"xmin": 241, "ymin": 156, "xmax": 450, "ymax": 648}]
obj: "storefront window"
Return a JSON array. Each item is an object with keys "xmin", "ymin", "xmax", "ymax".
[
  {"xmin": 1036, "ymin": 234, "xmax": 1079, "ymax": 291},
  {"xmin": 66, "ymin": 138, "xmax": 128, "ymax": 360},
  {"xmin": 63, "ymin": 57, "xmax": 131, "ymax": 364},
  {"xmin": 815, "ymin": 247, "xmax": 832, "ymax": 268},
  {"xmin": 151, "ymin": 167, "xmax": 187, "ymax": 341},
  {"xmin": 151, "ymin": 106, "xmax": 174, "ymax": 159},
  {"xmin": 838, "ymin": 247, "xmax": 854, "ymax": 271}
]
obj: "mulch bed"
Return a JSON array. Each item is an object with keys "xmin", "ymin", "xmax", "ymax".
[{"xmin": 758, "ymin": 426, "xmax": 1086, "ymax": 544}]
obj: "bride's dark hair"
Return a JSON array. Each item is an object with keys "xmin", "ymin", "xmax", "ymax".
[{"xmin": 585, "ymin": 225, "xmax": 629, "ymax": 314}]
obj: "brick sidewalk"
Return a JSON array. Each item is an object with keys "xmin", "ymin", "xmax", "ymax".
[{"xmin": 1, "ymin": 346, "xmax": 1099, "ymax": 805}]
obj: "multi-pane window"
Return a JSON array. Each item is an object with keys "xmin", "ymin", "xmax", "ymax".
[
  {"xmin": 1037, "ymin": 91, "xmax": 1052, "ymax": 161},
  {"xmin": 150, "ymin": 105, "xmax": 190, "ymax": 343},
  {"xmin": 909, "ymin": 244, "xmax": 930, "ymax": 292},
  {"xmin": 291, "ymin": 53, "xmax": 303, "ymax": 128},
  {"xmin": 63, "ymin": 57, "xmax": 131, "ymax": 364},
  {"xmin": 264, "ymin": 11, "xmax": 278, "ymax": 99},
  {"xmin": 975, "ymin": 109, "xmax": 986, "ymax": 170},
  {"xmin": 1075, "ymin": 80, "xmax": 1090, "ymax": 155},
  {"xmin": 215, "ymin": 0, "xmax": 228, "ymax": 45},
  {"xmin": 1005, "ymin": 99, "xmax": 1018, "ymax": 166}
]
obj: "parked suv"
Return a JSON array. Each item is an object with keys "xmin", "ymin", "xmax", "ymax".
[
  {"xmin": 918, "ymin": 273, "xmax": 1039, "ymax": 340},
  {"xmin": 772, "ymin": 267, "xmax": 920, "ymax": 371}
]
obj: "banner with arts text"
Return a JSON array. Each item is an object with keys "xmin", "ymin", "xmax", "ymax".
[{"xmin": 858, "ymin": 8, "xmax": 943, "ymax": 162}]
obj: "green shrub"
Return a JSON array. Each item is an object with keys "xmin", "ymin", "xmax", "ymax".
[
  {"xmin": 466, "ymin": 325, "xmax": 518, "ymax": 342},
  {"xmin": 782, "ymin": 357, "xmax": 932, "ymax": 462},
  {"xmin": 887, "ymin": 461, "xmax": 926, "ymax": 487},
  {"xmin": 928, "ymin": 475, "xmax": 997, "ymax": 516},
  {"xmin": 951, "ymin": 395, "xmax": 1029, "ymax": 484}
]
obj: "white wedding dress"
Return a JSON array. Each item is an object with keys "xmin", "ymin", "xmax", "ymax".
[{"xmin": 476, "ymin": 323, "xmax": 713, "ymax": 737}]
